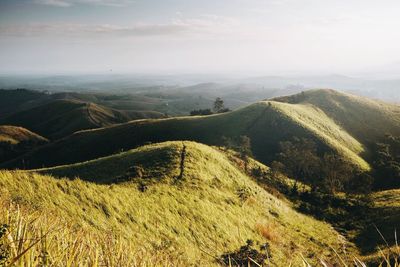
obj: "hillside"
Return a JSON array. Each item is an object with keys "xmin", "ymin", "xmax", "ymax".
[
  {"xmin": 0, "ymin": 125, "xmax": 48, "ymax": 163},
  {"xmin": 0, "ymin": 99, "xmax": 164, "ymax": 139},
  {"xmin": 0, "ymin": 89, "xmax": 48, "ymax": 119},
  {"xmin": 3, "ymin": 89, "xmax": 384, "ymax": 170},
  {"xmin": 273, "ymin": 89, "xmax": 400, "ymax": 145},
  {"xmin": 0, "ymin": 141, "xmax": 353, "ymax": 266},
  {"xmin": 0, "ymin": 125, "xmax": 47, "ymax": 145}
]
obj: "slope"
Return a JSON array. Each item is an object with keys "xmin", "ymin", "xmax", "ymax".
[
  {"xmin": 0, "ymin": 125, "xmax": 48, "ymax": 163},
  {"xmin": 273, "ymin": 89, "xmax": 400, "ymax": 145},
  {"xmin": 0, "ymin": 125, "xmax": 47, "ymax": 145},
  {"xmin": 0, "ymin": 89, "xmax": 48, "ymax": 119},
  {"xmin": 0, "ymin": 141, "xmax": 353, "ymax": 266},
  {"xmin": 0, "ymin": 99, "xmax": 159, "ymax": 139},
  {"xmin": 2, "ymin": 90, "xmax": 372, "ymax": 170}
]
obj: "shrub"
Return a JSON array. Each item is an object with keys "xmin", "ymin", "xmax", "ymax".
[{"xmin": 189, "ymin": 109, "xmax": 213, "ymax": 116}]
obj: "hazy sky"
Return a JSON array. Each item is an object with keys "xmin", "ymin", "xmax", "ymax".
[{"xmin": 1, "ymin": 0, "xmax": 400, "ymax": 75}]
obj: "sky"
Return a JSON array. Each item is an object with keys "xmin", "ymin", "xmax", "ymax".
[{"xmin": 0, "ymin": 0, "xmax": 400, "ymax": 75}]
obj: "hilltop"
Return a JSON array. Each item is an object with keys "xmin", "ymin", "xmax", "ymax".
[{"xmin": 0, "ymin": 141, "xmax": 352, "ymax": 266}]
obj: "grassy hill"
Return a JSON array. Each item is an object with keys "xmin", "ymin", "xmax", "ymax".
[
  {"xmin": 0, "ymin": 99, "xmax": 164, "ymax": 139},
  {"xmin": 0, "ymin": 125, "xmax": 47, "ymax": 145},
  {"xmin": 273, "ymin": 89, "xmax": 400, "ymax": 145},
  {"xmin": 0, "ymin": 141, "xmax": 353, "ymax": 266},
  {"xmin": 0, "ymin": 125, "xmax": 48, "ymax": 164},
  {"xmin": 3, "ymin": 89, "xmax": 384, "ymax": 170}
]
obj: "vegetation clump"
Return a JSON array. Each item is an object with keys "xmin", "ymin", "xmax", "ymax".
[
  {"xmin": 221, "ymin": 239, "xmax": 270, "ymax": 267},
  {"xmin": 372, "ymin": 135, "xmax": 400, "ymax": 189},
  {"xmin": 273, "ymin": 137, "xmax": 372, "ymax": 195}
]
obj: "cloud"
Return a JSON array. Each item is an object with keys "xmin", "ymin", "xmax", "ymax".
[
  {"xmin": 0, "ymin": 15, "xmax": 240, "ymax": 39},
  {"xmin": 35, "ymin": 0, "xmax": 72, "ymax": 7},
  {"xmin": 33, "ymin": 0, "xmax": 134, "ymax": 7},
  {"xmin": 0, "ymin": 23, "xmax": 192, "ymax": 38}
]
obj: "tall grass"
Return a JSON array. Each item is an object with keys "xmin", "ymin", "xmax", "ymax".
[
  {"xmin": 0, "ymin": 197, "xmax": 183, "ymax": 266},
  {"xmin": 366, "ymin": 228, "xmax": 400, "ymax": 267}
]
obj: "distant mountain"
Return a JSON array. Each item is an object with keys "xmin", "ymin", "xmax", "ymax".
[{"xmin": 0, "ymin": 89, "xmax": 50, "ymax": 118}]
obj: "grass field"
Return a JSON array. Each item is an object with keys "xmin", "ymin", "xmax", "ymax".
[{"xmin": 0, "ymin": 141, "xmax": 354, "ymax": 266}]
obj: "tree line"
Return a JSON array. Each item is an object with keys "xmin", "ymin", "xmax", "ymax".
[
  {"xmin": 221, "ymin": 135, "xmax": 373, "ymax": 195},
  {"xmin": 271, "ymin": 137, "xmax": 373, "ymax": 195},
  {"xmin": 190, "ymin": 97, "xmax": 230, "ymax": 116}
]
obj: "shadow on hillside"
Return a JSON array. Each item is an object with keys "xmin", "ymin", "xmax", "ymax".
[{"xmin": 352, "ymin": 205, "xmax": 400, "ymax": 254}]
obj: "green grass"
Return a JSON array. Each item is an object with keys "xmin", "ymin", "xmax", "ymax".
[
  {"xmin": 274, "ymin": 89, "xmax": 400, "ymax": 146},
  {"xmin": 0, "ymin": 141, "xmax": 352, "ymax": 266},
  {"xmin": 269, "ymin": 100, "xmax": 369, "ymax": 169}
]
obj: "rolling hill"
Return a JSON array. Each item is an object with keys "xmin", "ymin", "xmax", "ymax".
[
  {"xmin": 0, "ymin": 89, "xmax": 50, "ymax": 119},
  {"xmin": 0, "ymin": 141, "xmax": 353, "ymax": 266},
  {"xmin": 0, "ymin": 125, "xmax": 47, "ymax": 145},
  {"xmin": 0, "ymin": 125, "xmax": 48, "ymax": 163},
  {"xmin": 0, "ymin": 99, "xmax": 164, "ymax": 139},
  {"xmin": 5, "ymin": 89, "xmax": 393, "ymax": 171},
  {"xmin": 273, "ymin": 89, "xmax": 400, "ymax": 145}
]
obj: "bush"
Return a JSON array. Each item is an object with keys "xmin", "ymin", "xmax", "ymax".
[{"xmin": 189, "ymin": 109, "xmax": 213, "ymax": 116}]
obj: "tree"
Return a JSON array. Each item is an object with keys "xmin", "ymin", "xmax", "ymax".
[
  {"xmin": 372, "ymin": 135, "xmax": 400, "ymax": 189},
  {"xmin": 320, "ymin": 153, "xmax": 353, "ymax": 194},
  {"xmin": 346, "ymin": 171, "xmax": 373, "ymax": 195},
  {"xmin": 213, "ymin": 97, "xmax": 225, "ymax": 113},
  {"xmin": 238, "ymin": 135, "xmax": 253, "ymax": 160},
  {"xmin": 277, "ymin": 137, "xmax": 321, "ymax": 186},
  {"xmin": 238, "ymin": 135, "xmax": 252, "ymax": 172},
  {"xmin": 221, "ymin": 136, "xmax": 234, "ymax": 150}
]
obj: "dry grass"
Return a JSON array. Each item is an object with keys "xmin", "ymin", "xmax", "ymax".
[
  {"xmin": 0, "ymin": 125, "xmax": 47, "ymax": 145},
  {"xmin": 0, "ymin": 195, "xmax": 184, "ymax": 267},
  {"xmin": 255, "ymin": 222, "xmax": 280, "ymax": 243}
]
